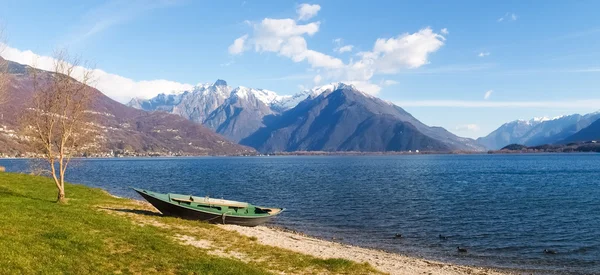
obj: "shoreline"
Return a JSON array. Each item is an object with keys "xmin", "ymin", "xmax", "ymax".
[
  {"xmin": 1, "ymin": 151, "xmax": 597, "ymax": 161},
  {"xmin": 0, "ymin": 172, "xmax": 532, "ymax": 274},
  {"xmin": 219, "ymin": 224, "xmax": 518, "ymax": 275},
  {"xmin": 122, "ymin": 194, "xmax": 518, "ymax": 275}
]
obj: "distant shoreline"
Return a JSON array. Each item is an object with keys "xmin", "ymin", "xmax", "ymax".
[{"xmin": 1, "ymin": 149, "xmax": 599, "ymax": 160}]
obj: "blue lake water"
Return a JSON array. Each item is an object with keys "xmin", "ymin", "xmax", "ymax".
[{"xmin": 1, "ymin": 154, "xmax": 599, "ymax": 274}]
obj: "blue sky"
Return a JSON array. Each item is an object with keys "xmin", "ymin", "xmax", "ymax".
[{"xmin": 1, "ymin": 0, "xmax": 600, "ymax": 138}]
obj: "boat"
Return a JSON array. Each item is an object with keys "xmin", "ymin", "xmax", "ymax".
[{"xmin": 133, "ymin": 188, "xmax": 284, "ymax": 227}]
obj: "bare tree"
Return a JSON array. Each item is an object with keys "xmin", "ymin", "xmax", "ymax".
[{"xmin": 21, "ymin": 50, "xmax": 97, "ymax": 203}]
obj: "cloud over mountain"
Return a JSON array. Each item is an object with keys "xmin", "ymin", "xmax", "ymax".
[
  {"xmin": 228, "ymin": 3, "xmax": 446, "ymax": 95},
  {"xmin": 0, "ymin": 43, "xmax": 194, "ymax": 103}
]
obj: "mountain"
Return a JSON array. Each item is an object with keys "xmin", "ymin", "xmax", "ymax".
[
  {"xmin": 562, "ymin": 118, "xmax": 600, "ymax": 143},
  {"xmin": 203, "ymin": 87, "xmax": 279, "ymax": 142},
  {"xmin": 128, "ymin": 81, "xmax": 301, "ymax": 141},
  {"xmin": 240, "ymin": 83, "xmax": 484, "ymax": 153},
  {"xmin": 477, "ymin": 112, "xmax": 600, "ymax": 150},
  {"xmin": 0, "ymin": 58, "xmax": 255, "ymax": 156},
  {"xmin": 128, "ymin": 80, "xmax": 231, "ymax": 124},
  {"xmin": 476, "ymin": 117, "xmax": 550, "ymax": 150}
]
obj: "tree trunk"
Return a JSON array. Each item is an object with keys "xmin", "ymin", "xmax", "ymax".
[{"xmin": 57, "ymin": 186, "xmax": 66, "ymax": 203}]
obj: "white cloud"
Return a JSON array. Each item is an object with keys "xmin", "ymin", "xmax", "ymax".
[
  {"xmin": 498, "ymin": 12, "xmax": 517, "ymax": 22},
  {"xmin": 455, "ymin": 124, "xmax": 480, "ymax": 132},
  {"xmin": 484, "ymin": 90, "xmax": 493, "ymax": 99},
  {"xmin": 333, "ymin": 38, "xmax": 353, "ymax": 53},
  {"xmin": 313, "ymin": 74, "xmax": 322, "ymax": 85},
  {"xmin": 382, "ymin": 80, "xmax": 399, "ymax": 86},
  {"xmin": 440, "ymin": 28, "xmax": 449, "ymax": 35},
  {"xmin": 296, "ymin": 3, "xmax": 321, "ymax": 21},
  {"xmin": 325, "ymin": 27, "xmax": 446, "ymax": 89},
  {"xmin": 229, "ymin": 5, "xmax": 446, "ymax": 95},
  {"xmin": 336, "ymin": 45, "xmax": 353, "ymax": 53},
  {"xmin": 228, "ymin": 34, "xmax": 248, "ymax": 55},
  {"xmin": 367, "ymin": 28, "xmax": 445, "ymax": 73},
  {"xmin": 231, "ymin": 17, "xmax": 343, "ymax": 69},
  {"xmin": 220, "ymin": 60, "xmax": 234, "ymax": 67},
  {"xmin": 478, "ymin": 52, "xmax": 490, "ymax": 57},
  {"xmin": 395, "ymin": 99, "xmax": 600, "ymax": 109},
  {"xmin": 0, "ymin": 43, "xmax": 194, "ymax": 103}
]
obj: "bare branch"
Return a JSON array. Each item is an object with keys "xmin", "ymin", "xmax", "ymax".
[{"xmin": 20, "ymin": 49, "xmax": 98, "ymax": 203}]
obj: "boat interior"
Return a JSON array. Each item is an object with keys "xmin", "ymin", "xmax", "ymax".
[{"xmin": 167, "ymin": 193, "xmax": 282, "ymax": 216}]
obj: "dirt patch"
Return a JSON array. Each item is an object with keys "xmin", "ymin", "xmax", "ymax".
[{"xmin": 175, "ymin": 234, "xmax": 212, "ymax": 249}]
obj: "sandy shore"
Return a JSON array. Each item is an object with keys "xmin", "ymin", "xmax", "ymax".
[
  {"xmin": 119, "ymin": 196, "xmax": 517, "ymax": 274},
  {"xmin": 220, "ymin": 224, "xmax": 514, "ymax": 275}
]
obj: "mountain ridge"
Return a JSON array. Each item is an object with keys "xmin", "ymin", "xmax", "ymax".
[
  {"xmin": 240, "ymin": 85, "xmax": 484, "ymax": 153},
  {"xmin": 128, "ymin": 81, "xmax": 484, "ymax": 152},
  {"xmin": 561, "ymin": 117, "xmax": 600, "ymax": 143},
  {"xmin": 0, "ymin": 58, "xmax": 255, "ymax": 156},
  {"xmin": 127, "ymin": 81, "xmax": 359, "ymax": 142},
  {"xmin": 477, "ymin": 112, "xmax": 600, "ymax": 150}
]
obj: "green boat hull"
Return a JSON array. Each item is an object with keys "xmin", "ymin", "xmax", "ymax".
[{"xmin": 133, "ymin": 188, "xmax": 284, "ymax": 227}]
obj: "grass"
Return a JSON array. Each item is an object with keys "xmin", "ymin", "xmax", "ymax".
[{"xmin": 0, "ymin": 173, "xmax": 381, "ymax": 274}]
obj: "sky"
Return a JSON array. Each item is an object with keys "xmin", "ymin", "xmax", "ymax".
[{"xmin": 1, "ymin": 0, "xmax": 600, "ymax": 138}]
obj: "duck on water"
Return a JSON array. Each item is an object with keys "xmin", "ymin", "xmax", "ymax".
[{"xmin": 133, "ymin": 188, "xmax": 284, "ymax": 227}]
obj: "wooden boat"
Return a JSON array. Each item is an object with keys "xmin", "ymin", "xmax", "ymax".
[{"xmin": 133, "ymin": 188, "xmax": 284, "ymax": 227}]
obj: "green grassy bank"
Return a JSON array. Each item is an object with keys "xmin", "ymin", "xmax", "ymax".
[{"xmin": 0, "ymin": 173, "xmax": 379, "ymax": 274}]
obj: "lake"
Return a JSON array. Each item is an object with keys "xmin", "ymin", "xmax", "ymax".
[{"xmin": 1, "ymin": 154, "xmax": 599, "ymax": 274}]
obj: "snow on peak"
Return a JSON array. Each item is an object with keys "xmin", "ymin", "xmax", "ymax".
[
  {"xmin": 515, "ymin": 116, "xmax": 565, "ymax": 125},
  {"xmin": 307, "ymin": 82, "xmax": 356, "ymax": 97},
  {"xmin": 271, "ymin": 82, "xmax": 370, "ymax": 111},
  {"xmin": 531, "ymin": 116, "xmax": 551, "ymax": 123},
  {"xmin": 138, "ymin": 80, "xmax": 381, "ymax": 112},
  {"xmin": 191, "ymin": 81, "xmax": 231, "ymax": 98},
  {"xmin": 269, "ymin": 83, "xmax": 350, "ymax": 111},
  {"xmin": 231, "ymin": 86, "xmax": 285, "ymax": 105}
]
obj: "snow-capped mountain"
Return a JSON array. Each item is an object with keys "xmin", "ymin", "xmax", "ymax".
[
  {"xmin": 128, "ymin": 81, "xmax": 356, "ymax": 119},
  {"xmin": 477, "ymin": 112, "xmax": 600, "ymax": 149},
  {"xmin": 127, "ymin": 80, "xmax": 308, "ymax": 141},
  {"xmin": 171, "ymin": 80, "xmax": 231, "ymax": 123},
  {"xmin": 203, "ymin": 87, "xmax": 280, "ymax": 142},
  {"xmin": 128, "ymin": 80, "xmax": 483, "ymax": 151},
  {"xmin": 521, "ymin": 117, "xmax": 550, "ymax": 124},
  {"xmin": 269, "ymin": 83, "xmax": 359, "ymax": 111},
  {"xmin": 127, "ymin": 79, "xmax": 230, "ymax": 124},
  {"xmin": 241, "ymin": 84, "xmax": 485, "ymax": 152}
]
